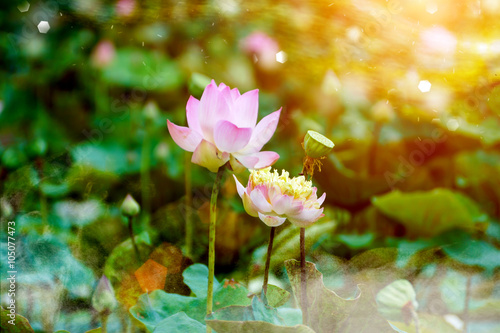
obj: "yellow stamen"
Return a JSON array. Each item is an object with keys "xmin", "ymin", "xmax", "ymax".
[{"xmin": 249, "ymin": 167, "xmax": 315, "ymax": 202}]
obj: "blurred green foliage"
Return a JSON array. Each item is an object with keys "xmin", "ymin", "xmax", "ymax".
[{"xmin": 1, "ymin": 0, "xmax": 500, "ymax": 332}]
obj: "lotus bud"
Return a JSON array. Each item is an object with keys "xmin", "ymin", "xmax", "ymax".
[
  {"xmin": 376, "ymin": 279, "xmax": 418, "ymax": 323},
  {"xmin": 155, "ymin": 142, "xmax": 170, "ymax": 161},
  {"xmin": 27, "ymin": 137, "xmax": 48, "ymax": 157},
  {"xmin": 303, "ymin": 130, "xmax": 334, "ymax": 159},
  {"xmin": 121, "ymin": 194, "xmax": 140, "ymax": 217},
  {"xmin": 91, "ymin": 275, "xmax": 117, "ymax": 314},
  {"xmin": 144, "ymin": 101, "xmax": 160, "ymax": 123}
]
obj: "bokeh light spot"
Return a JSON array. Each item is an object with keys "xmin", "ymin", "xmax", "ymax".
[
  {"xmin": 418, "ymin": 80, "xmax": 432, "ymax": 93},
  {"xmin": 38, "ymin": 21, "xmax": 50, "ymax": 34},
  {"xmin": 276, "ymin": 51, "xmax": 287, "ymax": 63},
  {"xmin": 447, "ymin": 119, "xmax": 460, "ymax": 131},
  {"xmin": 17, "ymin": 1, "xmax": 30, "ymax": 12}
]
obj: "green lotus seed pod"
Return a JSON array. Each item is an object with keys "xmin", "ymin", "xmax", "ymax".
[
  {"xmin": 376, "ymin": 279, "xmax": 418, "ymax": 322},
  {"xmin": 121, "ymin": 194, "xmax": 140, "ymax": 217},
  {"xmin": 92, "ymin": 275, "xmax": 116, "ymax": 314},
  {"xmin": 303, "ymin": 130, "xmax": 334, "ymax": 159}
]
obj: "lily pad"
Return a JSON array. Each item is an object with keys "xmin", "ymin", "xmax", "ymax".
[
  {"xmin": 0, "ymin": 307, "xmax": 34, "ymax": 333},
  {"xmin": 206, "ymin": 296, "xmax": 315, "ymax": 333},
  {"xmin": 372, "ymin": 189, "xmax": 488, "ymax": 237},
  {"xmin": 266, "ymin": 284, "xmax": 291, "ymax": 308},
  {"xmin": 152, "ymin": 312, "xmax": 205, "ymax": 333},
  {"xmin": 285, "ymin": 259, "xmax": 397, "ymax": 333}
]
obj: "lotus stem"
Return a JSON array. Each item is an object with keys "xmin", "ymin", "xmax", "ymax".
[
  {"xmin": 101, "ymin": 312, "xmax": 109, "ymax": 333},
  {"xmin": 35, "ymin": 158, "xmax": 48, "ymax": 225},
  {"xmin": 463, "ymin": 275, "xmax": 472, "ymax": 333},
  {"xmin": 300, "ymin": 227, "xmax": 308, "ymax": 326},
  {"xmin": 206, "ymin": 166, "xmax": 225, "ymax": 333},
  {"xmin": 263, "ymin": 227, "xmax": 276, "ymax": 296},
  {"xmin": 141, "ymin": 133, "xmax": 151, "ymax": 223},
  {"xmin": 185, "ymin": 152, "xmax": 193, "ymax": 258},
  {"xmin": 128, "ymin": 216, "xmax": 141, "ymax": 262},
  {"xmin": 411, "ymin": 308, "xmax": 420, "ymax": 333},
  {"xmin": 368, "ymin": 122, "xmax": 382, "ymax": 175}
]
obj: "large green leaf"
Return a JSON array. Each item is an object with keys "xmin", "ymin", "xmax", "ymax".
[
  {"xmin": 182, "ymin": 264, "xmax": 221, "ymax": 298},
  {"xmin": 206, "ymin": 296, "xmax": 315, "ymax": 333},
  {"xmin": 130, "ymin": 264, "xmax": 252, "ymax": 331},
  {"xmin": 152, "ymin": 312, "xmax": 205, "ymax": 333},
  {"xmin": 0, "ymin": 307, "xmax": 34, "ymax": 333},
  {"xmin": 266, "ymin": 284, "xmax": 291, "ymax": 308},
  {"xmin": 372, "ymin": 189, "xmax": 488, "ymax": 237},
  {"xmin": 441, "ymin": 231, "xmax": 500, "ymax": 274},
  {"xmin": 101, "ymin": 48, "xmax": 183, "ymax": 90},
  {"xmin": 285, "ymin": 259, "xmax": 397, "ymax": 333}
]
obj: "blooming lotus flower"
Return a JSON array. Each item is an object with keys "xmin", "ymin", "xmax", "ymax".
[
  {"xmin": 234, "ymin": 167, "xmax": 325, "ymax": 227},
  {"xmin": 167, "ymin": 81, "xmax": 281, "ymax": 172}
]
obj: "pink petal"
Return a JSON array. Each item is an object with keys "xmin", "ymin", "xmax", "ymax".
[
  {"xmin": 186, "ymin": 96, "xmax": 202, "ymax": 135},
  {"xmin": 191, "ymin": 139, "xmax": 229, "ymax": 172},
  {"xmin": 288, "ymin": 208, "xmax": 324, "ymax": 227},
  {"xmin": 230, "ymin": 88, "xmax": 241, "ymax": 101},
  {"xmin": 198, "ymin": 82, "xmax": 231, "ymax": 142},
  {"xmin": 232, "ymin": 89, "xmax": 259, "ymax": 128},
  {"xmin": 250, "ymin": 187, "xmax": 273, "ymax": 213},
  {"xmin": 242, "ymin": 192, "xmax": 258, "ymax": 217},
  {"xmin": 258, "ymin": 212, "xmax": 286, "ymax": 227},
  {"xmin": 167, "ymin": 120, "xmax": 202, "ymax": 152},
  {"xmin": 240, "ymin": 108, "xmax": 281, "ymax": 154},
  {"xmin": 214, "ymin": 120, "xmax": 252, "ymax": 153},
  {"xmin": 233, "ymin": 175, "xmax": 246, "ymax": 197},
  {"xmin": 271, "ymin": 195, "xmax": 304, "ymax": 216},
  {"xmin": 234, "ymin": 151, "xmax": 279, "ymax": 169},
  {"xmin": 317, "ymin": 192, "xmax": 326, "ymax": 205}
]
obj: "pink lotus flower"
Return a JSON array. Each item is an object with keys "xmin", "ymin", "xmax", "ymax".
[
  {"xmin": 241, "ymin": 32, "xmax": 280, "ymax": 70},
  {"xmin": 233, "ymin": 167, "xmax": 326, "ymax": 227},
  {"xmin": 167, "ymin": 81, "xmax": 281, "ymax": 172}
]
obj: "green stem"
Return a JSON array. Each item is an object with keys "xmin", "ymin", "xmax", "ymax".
[
  {"xmin": 128, "ymin": 216, "xmax": 141, "ymax": 262},
  {"xmin": 263, "ymin": 227, "xmax": 276, "ymax": 296},
  {"xmin": 463, "ymin": 275, "xmax": 472, "ymax": 333},
  {"xmin": 185, "ymin": 152, "xmax": 193, "ymax": 258},
  {"xmin": 206, "ymin": 166, "xmax": 225, "ymax": 333},
  {"xmin": 300, "ymin": 227, "xmax": 308, "ymax": 326},
  {"xmin": 141, "ymin": 133, "xmax": 151, "ymax": 223},
  {"xmin": 101, "ymin": 312, "xmax": 109, "ymax": 333},
  {"xmin": 35, "ymin": 158, "xmax": 48, "ymax": 225},
  {"xmin": 368, "ymin": 122, "xmax": 382, "ymax": 176}
]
